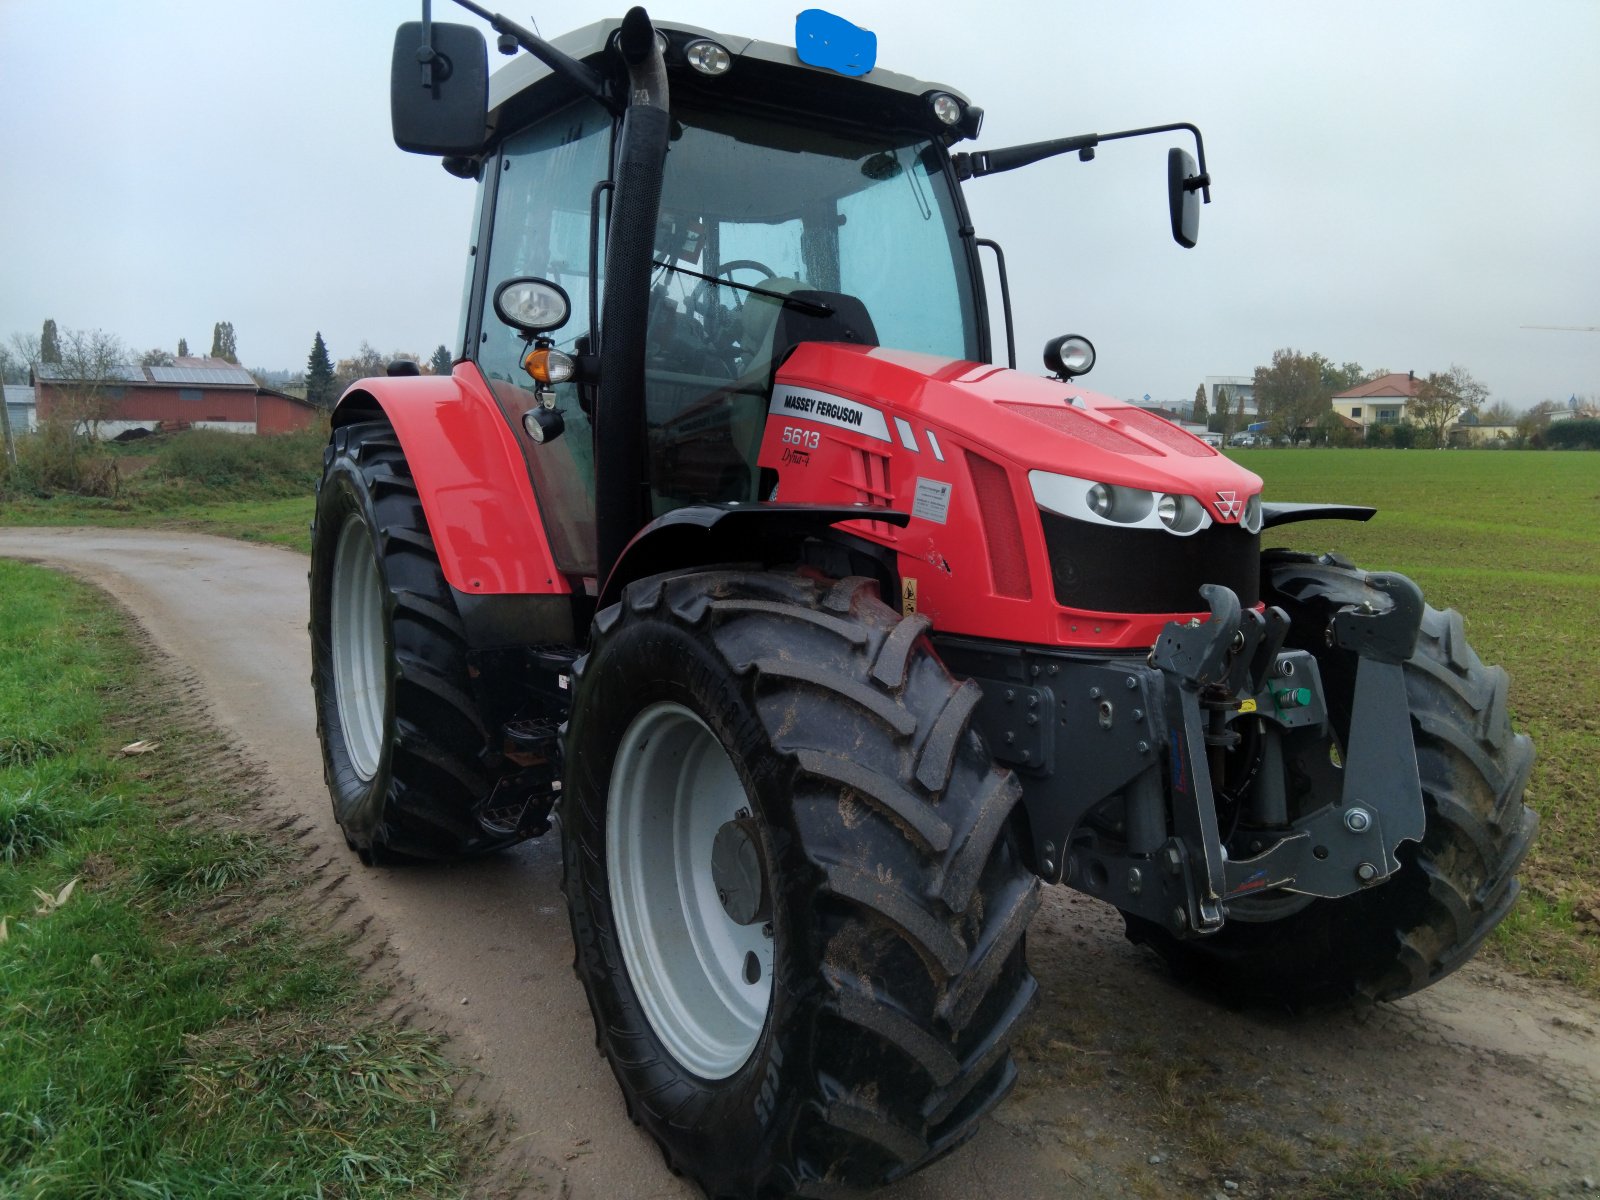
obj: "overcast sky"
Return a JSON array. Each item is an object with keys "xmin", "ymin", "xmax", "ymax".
[{"xmin": 3, "ymin": 1, "xmax": 1597, "ymax": 407}]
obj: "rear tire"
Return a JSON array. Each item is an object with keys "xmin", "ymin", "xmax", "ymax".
[
  {"xmin": 1124, "ymin": 551, "xmax": 1537, "ymax": 1008},
  {"xmin": 562, "ymin": 569, "xmax": 1040, "ymax": 1198},
  {"xmin": 309, "ymin": 419, "xmax": 518, "ymax": 862}
]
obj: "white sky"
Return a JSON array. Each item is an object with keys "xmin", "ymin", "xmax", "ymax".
[{"xmin": 3, "ymin": 1, "xmax": 1597, "ymax": 407}]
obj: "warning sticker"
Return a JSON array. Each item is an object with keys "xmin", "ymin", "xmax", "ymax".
[
  {"xmin": 901, "ymin": 577, "xmax": 918, "ymax": 615},
  {"xmin": 912, "ymin": 477, "xmax": 952, "ymax": 525}
]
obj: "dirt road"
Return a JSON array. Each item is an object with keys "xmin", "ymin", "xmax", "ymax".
[{"xmin": 2, "ymin": 526, "xmax": 1595, "ymax": 1198}]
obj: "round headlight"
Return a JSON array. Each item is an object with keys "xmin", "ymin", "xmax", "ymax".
[
  {"xmin": 685, "ymin": 39, "xmax": 731, "ymax": 75},
  {"xmin": 930, "ymin": 93, "xmax": 963, "ymax": 126},
  {"xmin": 1157, "ymin": 493, "xmax": 1205, "ymax": 535},
  {"xmin": 1087, "ymin": 482, "xmax": 1113, "ymax": 518},
  {"xmin": 493, "ymin": 277, "xmax": 571, "ymax": 335}
]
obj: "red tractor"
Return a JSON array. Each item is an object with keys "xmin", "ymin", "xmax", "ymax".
[{"xmin": 310, "ymin": 7, "xmax": 1536, "ymax": 1196}]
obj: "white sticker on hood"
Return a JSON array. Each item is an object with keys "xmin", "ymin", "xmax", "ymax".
[
  {"xmin": 769, "ymin": 386, "xmax": 891, "ymax": 442},
  {"xmin": 912, "ymin": 477, "xmax": 952, "ymax": 524}
]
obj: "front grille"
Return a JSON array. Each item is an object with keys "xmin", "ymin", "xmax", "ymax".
[{"xmin": 1040, "ymin": 510, "xmax": 1259, "ymax": 614}]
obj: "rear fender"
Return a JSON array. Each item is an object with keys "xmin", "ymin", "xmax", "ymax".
[{"xmin": 332, "ymin": 365, "xmax": 566, "ymax": 597}]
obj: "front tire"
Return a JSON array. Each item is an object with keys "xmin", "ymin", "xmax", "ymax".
[
  {"xmin": 309, "ymin": 419, "xmax": 517, "ymax": 862},
  {"xmin": 563, "ymin": 569, "xmax": 1040, "ymax": 1198},
  {"xmin": 1125, "ymin": 551, "xmax": 1537, "ymax": 1008}
]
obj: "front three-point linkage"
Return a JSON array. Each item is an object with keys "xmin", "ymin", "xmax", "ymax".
[
  {"xmin": 1149, "ymin": 585, "xmax": 1289, "ymax": 933},
  {"xmin": 1150, "ymin": 574, "xmax": 1429, "ymax": 935}
]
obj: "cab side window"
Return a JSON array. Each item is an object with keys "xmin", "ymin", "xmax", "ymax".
[{"xmin": 478, "ymin": 100, "xmax": 611, "ymax": 575}]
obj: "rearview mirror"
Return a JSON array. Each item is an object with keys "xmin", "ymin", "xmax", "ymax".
[
  {"xmin": 1167, "ymin": 148, "xmax": 1201, "ymax": 248},
  {"xmin": 390, "ymin": 22, "xmax": 489, "ymax": 156}
]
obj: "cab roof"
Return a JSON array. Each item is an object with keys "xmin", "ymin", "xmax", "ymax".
[{"xmin": 486, "ymin": 18, "xmax": 980, "ymax": 145}]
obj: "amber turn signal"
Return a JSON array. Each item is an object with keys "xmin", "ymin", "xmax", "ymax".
[{"xmin": 522, "ymin": 347, "xmax": 576, "ymax": 385}]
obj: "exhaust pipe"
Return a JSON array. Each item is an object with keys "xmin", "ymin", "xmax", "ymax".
[{"xmin": 594, "ymin": 7, "xmax": 669, "ymax": 585}]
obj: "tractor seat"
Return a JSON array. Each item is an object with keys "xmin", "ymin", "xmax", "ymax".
[{"xmin": 737, "ymin": 282, "xmax": 878, "ymax": 386}]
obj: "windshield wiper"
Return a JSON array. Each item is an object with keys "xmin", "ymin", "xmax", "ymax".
[{"xmin": 652, "ymin": 260, "xmax": 834, "ymax": 318}]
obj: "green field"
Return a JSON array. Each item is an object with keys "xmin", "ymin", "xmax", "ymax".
[{"xmin": 1238, "ymin": 448, "xmax": 1599, "ymax": 989}]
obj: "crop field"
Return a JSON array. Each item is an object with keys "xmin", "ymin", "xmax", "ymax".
[{"xmin": 1237, "ymin": 448, "xmax": 1599, "ymax": 990}]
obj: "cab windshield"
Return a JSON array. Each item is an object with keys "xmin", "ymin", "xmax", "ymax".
[{"xmin": 643, "ymin": 105, "xmax": 980, "ymax": 511}]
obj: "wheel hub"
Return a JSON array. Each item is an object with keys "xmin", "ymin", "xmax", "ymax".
[
  {"xmin": 712, "ymin": 816, "xmax": 772, "ymax": 926},
  {"xmin": 607, "ymin": 702, "xmax": 773, "ymax": 1079}
]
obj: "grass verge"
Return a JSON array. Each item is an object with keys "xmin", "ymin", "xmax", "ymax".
[
  {"xmin": 0, "ymin": 558, "xmax": 470, "ymax": 1197},
  {"xmin": 0, "ymin": 428, "xmax": 322, "ymax": 552}
]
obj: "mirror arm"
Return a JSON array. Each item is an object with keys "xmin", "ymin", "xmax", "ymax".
[
  {"xmin": 957, "ymin": 121, "xmax": 1211, "ymax": 202},
  {"xmin": 447, "ymin": 0, "xmax": 621, "ymax": 114},
  {"xmin": 416, "ymin": 0, "xmax": 438, "ymax": 87}
]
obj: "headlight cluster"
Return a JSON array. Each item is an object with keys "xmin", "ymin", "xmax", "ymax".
[{"xmin": 1030, "ymin": 471, "xmax": 1260, "ymax": 537}]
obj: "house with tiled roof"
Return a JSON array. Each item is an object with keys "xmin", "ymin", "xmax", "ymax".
[
  {"xmin": 31, "ymin": 356, "xmax": 317, "ymax": 437},
  {"xmin": 1330, "ymin": 372, "xmax": 1421, "ymax": 436}
]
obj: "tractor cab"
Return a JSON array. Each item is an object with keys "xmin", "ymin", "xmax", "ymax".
[{"xmin": 423, "ymin": 16, "xmax": 994, "ymax": 577}]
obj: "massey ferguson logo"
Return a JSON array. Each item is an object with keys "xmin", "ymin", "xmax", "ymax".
[{"xmin": 1215, "ymin": 490, "xmax": 1244, "ymax": 521}]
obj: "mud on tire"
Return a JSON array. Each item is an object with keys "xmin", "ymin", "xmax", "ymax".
[
  {"xmin": 562, "ymin": 569, "xmax": 1040, "ymax": 1198},
  {"xmin": 309, "ymin": 418, "xmax": 517, "ymax": 862},
  {"xmin": 1125, "ymin": 550, "xmax": 1538, "ymax": 1009}
]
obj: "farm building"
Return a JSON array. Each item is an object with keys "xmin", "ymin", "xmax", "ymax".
[
  {"xmin": 32, "ymin": 357, "xmax": 318, "ymax": 437},
  {"xmin": 3, "ymin": 384, "xmax": 35, "ymax": 433}
]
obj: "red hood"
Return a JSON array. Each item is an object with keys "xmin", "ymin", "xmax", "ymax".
[{"xmin": 777, "ymin": 344, "xmax": 1262, "ymax": 523}]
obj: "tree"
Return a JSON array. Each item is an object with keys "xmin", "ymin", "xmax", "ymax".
[
  {"xmin": 306, "ymin": 332, "xmax": 337, "ymax": 409},
  {"xmin": 40, "ymin": 319, "xmax": 61, "ymax": 364},
  {"xmin": 1410, "ymin": 364, "xmax": 1488, "ymax": 449},
  {"xmin": 1215, "ymin": 387, "xmax": 1232, "ymax": 439},
  {"xmin": 1479, "ymin": 400, "xmax": 1518, "ymax": 427},
  {"xmin": 332, "ymin": 341, "xmax": 389, "ymax": 394},
  {"xmin": 48, "ymin": 328, "xmax": 130, "ymax": 442},
  {"xmin": 3, "ymin": 332, "xmax": 41, "ymax": 385},
  {"xmin": 139, "ymin": 347, "xmax": 176, "ymax": 368},
  {"xmin": 428, "ymin": 344, "xmax": 453, "ymax": 376},
  {"xmin": 177, "ymin": 337, "xmax": 190, "ymax": 358},
  {"xmin": 1192, "ymin": 383, "xmax": 1207, "ymax": 426},
  {"xmin": 211, "ymin": 321, "xmax": 238, "ymax": 363},
  {"xmin": 1252, "ymin": 350, "xmax": 1366, "ymax": 446}
]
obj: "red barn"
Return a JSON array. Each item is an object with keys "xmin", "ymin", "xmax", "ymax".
[{"xmin": 33, "ymin": 356, "xmax": 319, "ymax": 436}]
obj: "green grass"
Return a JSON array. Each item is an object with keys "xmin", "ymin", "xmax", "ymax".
[
  {"xmin": 1238, "ymin": 448, "xmax": 1600, "ymax": 994},
  {"xmin": 0, "ymin": 559, "xmax": 469, "ymax": 1198},
  {"xmin": 0, "ymin": 428, "xmax": 321, "ymax": 552}
]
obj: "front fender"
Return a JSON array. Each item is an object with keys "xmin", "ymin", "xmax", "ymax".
[
  {"xmin": 598, "ymin": 503, "xmax": 910, "ymax": 610},
  {"xmin": 332, "ymin": 365, "xmax": 566, "ymax": 596}
]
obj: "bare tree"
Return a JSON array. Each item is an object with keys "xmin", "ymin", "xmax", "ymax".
[
  {"xmin": 1411, "ymin": 364, "xmax": 1489, "ymax": 448},
  {"xmin": 49, "ymin": 328, "xmax": 132, "ymax": 442},
  {"xmin": 333, "ymin": 342, "xmax": 397, "ymax": 393},
  {"xmin": 4, "ymin": 331, "xmax": 41, "ymax": 384}
]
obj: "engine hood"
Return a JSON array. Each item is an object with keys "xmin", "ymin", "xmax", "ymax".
[{"xmin": 777, "ymin": 343, "xmax": 1262, "ymax": 525}]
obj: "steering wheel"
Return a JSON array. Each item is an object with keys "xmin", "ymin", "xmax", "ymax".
[
  {"xmin": 716, "ymin": 259, "xmax": 778, "ymax": 283},
  {"xmin": 687, "ymin": 259, "xmax": 781, "ymax": 362}
]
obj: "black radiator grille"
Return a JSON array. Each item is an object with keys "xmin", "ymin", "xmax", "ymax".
[{"xmin": 1040, "ymin": 510, "xmax": 1260, "ymax": 614}]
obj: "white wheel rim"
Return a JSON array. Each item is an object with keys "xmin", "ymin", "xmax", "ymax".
[
  {"xmin": 330, "ymin": 514, "xmax": 388, "ymax": 782},
  {"xmin": 609, "ymin": 702, "xmax": 773, "ymax": 1079}
]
